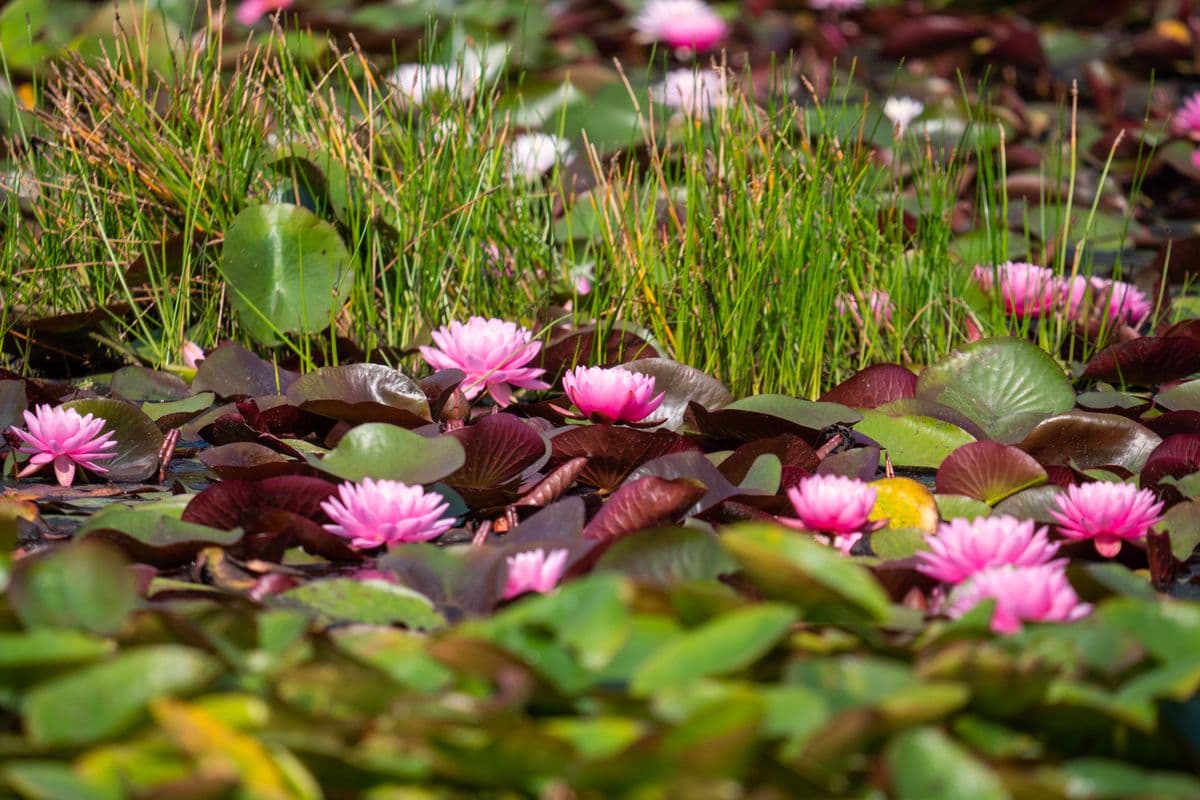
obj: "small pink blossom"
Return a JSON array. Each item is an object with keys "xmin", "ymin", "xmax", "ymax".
[
  {"xmin": 946, "ymin": 562, "xmax": 1092, "ymax": 635},
  {"xmin": 1173, "ymin": 92, "xmax": 1200, "ymax": 138},
  {"xmin": 504, "ymin": 548, "xmax": 569, "ymax": 599},
  {"xmin": 631, "ymin": 0, "xmax": 728, "ymax": 53},
  {"xmin": 918, "ymin": 515, "xmax": 1060, "ymax": 584},
  {"xmin": 419, "ymin": 317, "xmax": 550, "ymax": 407},
  {"xmin": 1049, "ymin": 481, "xmax": 1164, "ymax": 558},
  {"xmin": 808, "ymin": 0, "xmax": 866, "ymax": 11},
  {"xmin": 1059, "ymin": 275, "xmax": 1152, "ymax": 326},
  {"xmin": 975, "ymin": 262, "xmax": 1057, "ymax": 319},
  {"xmin": 235, "ymin": 0, "xmax": 293, "ymax": 26},
  {"xmin": 11, "ymin": 404, "xmax": 117, "ymax": 487},
  {"xmin": 783, "ymin": 474, "xmax": 877, "ymax": 553},
  {"xmin": 182, "ymin": 341, "xmax": 205, "ymax": 369},
  {"xmin": 320, "ymin": 478, "xmax": 455, "ymax": 550},
  {"xmin": 835, "ymin": 289, "xmax": 894, "ymax": 326},
  {"xmin": 562, "ymin": 366, "xmax": 665, "ymax": 424}
]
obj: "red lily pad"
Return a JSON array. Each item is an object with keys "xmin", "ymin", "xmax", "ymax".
[
  {"xmin": 1080, "ymin": 337, "xmax": 1200, "ymax": 387},
  {"xmin": 199, "ymin": 442, "xmax": 312, "ymax": 481},
  {"xmin": 539, "ymin": 322, "xmax": 662, "ymax": 384},
  {"xmin": 1140, "ymin": 435, "xmax": 1200, "ymax": 489},
  {"xmin": 1018, "ymin": 411, "xmax": 1161, "ymax": 473},
  {"xmin": 1143, "ymin": 411, "xmax": 1200, "ymax": 439},
  {"xmin": 444, "ymin": 414, "xmax": 551, "ymax": 508},
  {"xmin": 192, "ymin": 342, "xmax": 299, "ymax": 399},
  {"xmin": 627, "ymin": 451, "xmax": 750, "ymax": 515},
  {"xmin": 286, "ymin": 364, "xmax": 431, "ymax": 427},
  {"xmin": 717, "ymin": 435, "xmax": 821, "ymax": 485},
  {"xmin": 684, "ymin": 403, "xmax": 824, "ymax": 448},
  {"xmin": 935, "ymin": 441, "xmax": 1048, "ymax": 505},
  {"xmin": 820, "ymin": 364, "xmax": 918, "ymax": 409},
  {"xmin": 182, "ymin": 476, "xmax": 359, "ymax": 562},
  {"xmin": 550, "ymin": 424, "xmax": 700, "ymax": 492},
  {"xmin": 583, "ymin": 476, "xmax": 707, "ymax": 541}
]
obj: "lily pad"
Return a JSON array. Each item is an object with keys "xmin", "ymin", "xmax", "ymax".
[
  {"xmin": 62, "ymin": 398, "xmax": 164, "ymax": 482},
  {"xmin": 275, "ymin": 577, "xmax": 444, "ymax": 630},
  {"xmin": 313, "ymin": 422, "xmax": 465, "ymax": 485},
  {"xmin": 7, "ymin": 539, "xmax": 138, "ymax": 635},
  {"xmin": 916, "ymin": 338, "xmax": 1075, "ymax": 443},
  {"xmin": 218, "ymin": 203, "xmax": 355, "ymax": 346},
  {"xmin": 855, "ymin": 410, "xmax": 976, "ymax": 469},
  {"xmin": 286, "ymin": 363, "xmax": 431, "ymax": 426},
  {"xmin": 935, "ymin": 441, "xmax": 1048, "ymax": 504},
  {"xmin": 820, "ymin": 364, "xmax": 918, "ymax": 408},
  {"xmin": 1019, "ymin": 411, "xmax": 1160, "ymax": 473},
  {"xmin": 620, "ymin": 358, "xmax": 733, "ymax": 431}
]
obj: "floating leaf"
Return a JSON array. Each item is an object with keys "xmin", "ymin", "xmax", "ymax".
[
  {"xmin": 584, "ymin": 476, "xmax": 707, "ymax": 541},
  {"xmin": 1019, "ymin": 411, "xmax": 1160, "ymax": 473},
  {"xmin": 286, "ymin": 363, "xmax": 431, "ymax": 426},
  {"xmin": 724, "ymin": 394, "xmax": 862, "ymax": 429},
  {"xmin": 551, "ymin": 424, "xmax": 699, "ymax": 492},
  {"xmin": 313, "ymin": 422, "xmax": 464, "ymax": 484},
  {"xmin": 218, "ymin": 203, "xmax": 354, "ymax": 346},
  {"xmin": 886, "ymin": 727, "xmax": 1008, "ymax": 800},
  {"xmin": 110, "ymin": 367, "xmax": 188, "ymax": 403},
  {"xmin": 936, "ymin": 441, "xmax": 1048, "ymax": 504},
  {"xmin": 76, "ymin": 498, "xmax": 243, "ymax": 567},
  {"xmin": 916, "ymin": 337, "xmax": 1074, "ymax": 442},
  {"xmin": 23, "ymin": 645, "xmax": 222, "ymax": 747},
  {"xmin": 445, "ymin": 414, "xmax": 551, "ymax": 507},
  {"xmin": 274, "ymin": 578, "xmax": 444, "ymax": 630},
  {"xmin": 855, "ymin": 410, "xmax": 976, "ymax": 469},
  {"xmin": 721, "ymin": 523, "xmax": 891, "ymax": 623},
  {"xmin": 62, "ymin": 398, "xmax": 164, "ymax": 482},
  {"xmin": 191, "ymin": 343, "xmax": 299, "ymax": 399},
  {"xmin": 631, "ymin": 604, "xmax": 796, "ymax": 696},
  {"xmin": 820, "ymin": 364, "xmax": 918, "ymax": 408},
  {"xmin": 870, "ymin": 477, "xmax": 940, "ymax": 533},
  {"xmin": 8, "ymin": 540, "xmax": 138, "ymax": 635},
  {"xmin": 594, "ymin": 527, "xmax": 737, "ymax": 585},
  {"xmin": 1141, "ymin": 435, "xmax": 1200, "ymax": 488},
  {"xmin": 1081, "ymin": 337, "xmax": 1200, "ymax": 387}
]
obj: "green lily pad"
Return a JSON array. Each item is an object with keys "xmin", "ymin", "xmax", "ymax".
[
  {"xmin": 23, "ymin": 645, "xmax": 222, "ymax": 747},
  {"xmin": 916, "ymin": 337, "xmax": 1075, "ymax": 443},
  {"xmin": 275, "ymin": 578, "xmax": 445, "ymax": 630},
  {"xmin": 218, "ymin": 203, "xmax": 355, "ymax": 346},
  {"xmin": 855, "ymin": 409, "xmax": 976, "ymax": 469},
  {"xmin": 310, "ymin": 422, "xmax": 465, "ymax": 484},
  {"xmin": 721, "ymin": 523, "xmax": 891, "ymax": 624},
  {"xmin": 7, "ymin": 540, "xmax": 138, "ymax": 636},
  {"xmin": 725, "ymin": 394, "xmax": 862, "ymax": 429}
]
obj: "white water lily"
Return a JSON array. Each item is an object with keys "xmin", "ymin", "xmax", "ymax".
[
  {"xmin": 883, "ymin": 96, "xmax": 924, "ymax": 136},
  {"xmin": 508, "ymin": 133, "xmax": 571, "ymax": 182}
]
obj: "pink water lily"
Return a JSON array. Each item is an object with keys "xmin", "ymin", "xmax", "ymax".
[
  {"xmin": 975, "ymin": 261, "xmax": 1057, "ymax": 319},
  {"xmin": 320, "ymin": 478, "xmax": 455, "ymax": 550},
  {"xmin": 235, "ymin": 0, "xmax": 293, "ymax": 26},
  {"xmin": 419, "ymin": 317, "xmax": 550, "ymax": 406},
  {"xmin": 835, "ymin": 289, "xmax": 894, "ymax": 327},
  {"xmin": 782, "ymin": 474, "xmax": 878, "ymax": 554},
  {"xmin": 631, "ymin": 0, "xmax": 728, "ymax": 52},
  {"xmin": 562, "ymin": 366, "xmax": 665, "ymax": 424},
  {"xmin": 11, "ymin": 404, "xmax": 118, "ymax": 487},
  {"xmin": 918, "ymin": 515, "xmax": 1059, "ymax": 584},
  {"xmin": 1173, "ymin": 91, "xmax": 1200, "ymax": 138},
  {"xmin": 504, "ymin": 548, "xmax": 569, "ymax": 599},
  {"xmin": 946, "ymin": 562, "xmax": 1092, "ymax": 635},
  {"xmin": 1049, "ymin": 481, "xmax": 1164, "ymax": 558},
  {"xmin": 182, "ymin": 341, "xmax": 206, "ymax": 369}
]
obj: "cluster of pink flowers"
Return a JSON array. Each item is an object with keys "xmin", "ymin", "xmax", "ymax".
[
  {"xmin": 1050, "ymin": 481, "xmax": 1164, "ymax": 558},
  {"xmin": 419, "ymin": 317, "xmax": 549, "ymax": 407},
  {"xmin": 974, "ymin": 262, "xmax": 1152, "ymax": 326},
  {"xmin": 918, "ymin": 515, "xmax": 1089, "ymax": 635},
  {"xmin": 631, "ymin": 0, "xmax": 728, "ymax": 53},
  {"xmin": 1173, "ymin": 91, "xmax": 1200, "ymax": 138},
  {"xmin": 320, "ymin": 478, "xmax": 456, "ymax": 550},
  {"xmin": 235, "ymin": 0, "xmax": 292, "ymax": 26},
  {"xmin": 781, "ymin": 474, "xmax": 880, "ymax": 554},
  {"xmin": 10, "ymin": 404, "xmax": 117, "ymax": 487},
  {"xmin": 562, "ymin": 366, "xmax": 664, "ymax": 424},
  {"xmin": 835, "ymin": 289, "xmax": 894, "ymax": 327}
]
